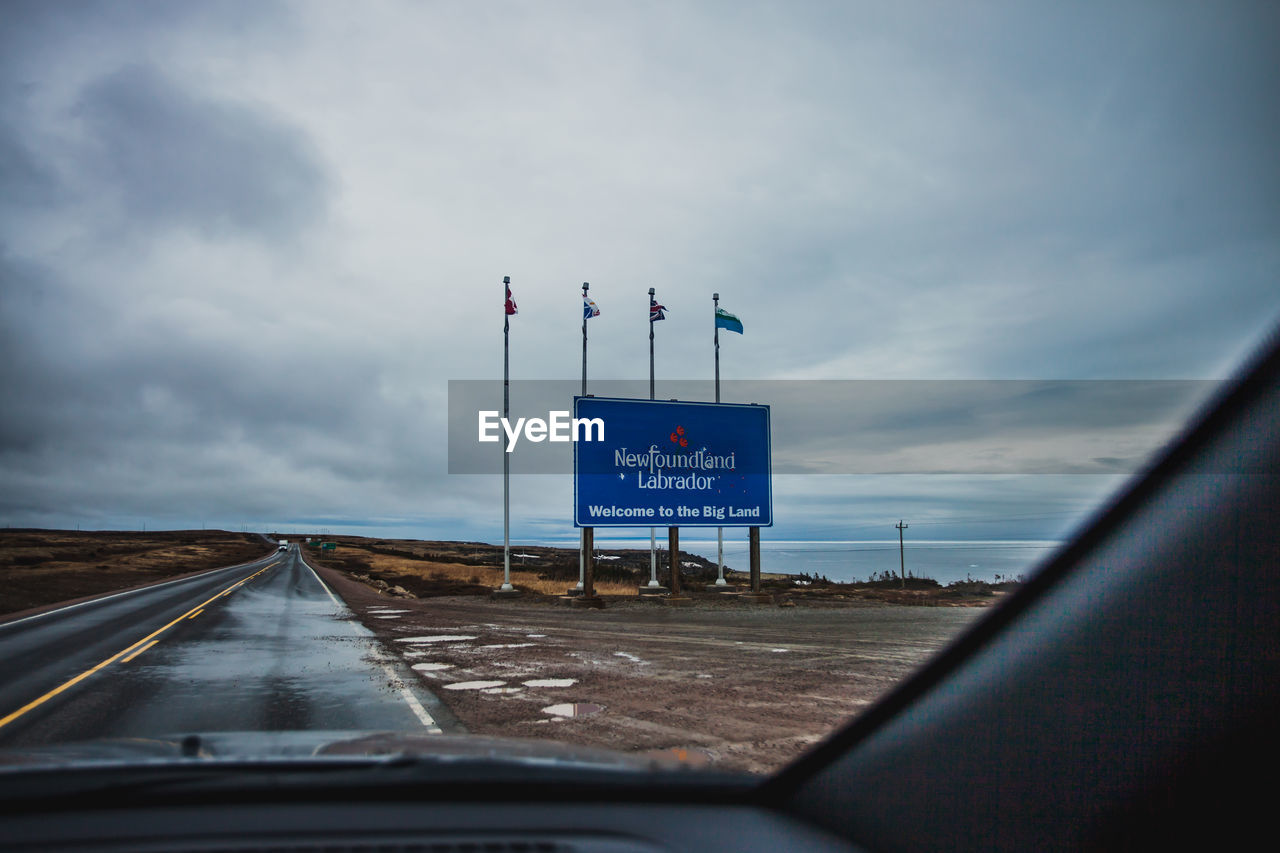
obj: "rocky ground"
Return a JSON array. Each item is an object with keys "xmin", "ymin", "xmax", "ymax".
[{"xmin": 312, "ymin": 559, "xmax": 991, "ymax": 775}]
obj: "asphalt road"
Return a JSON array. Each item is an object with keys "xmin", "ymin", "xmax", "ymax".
[{"xmin": 0, "ymin": 547, "xmax": 452, "ymax": 749}]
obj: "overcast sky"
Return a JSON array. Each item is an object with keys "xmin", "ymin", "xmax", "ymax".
[{"xmin": 2, "ymin": 1, "xmax": 1278, "ymax": 549}]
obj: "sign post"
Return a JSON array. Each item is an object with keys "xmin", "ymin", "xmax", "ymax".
[
  {"xmin": 667, "ymin": 527, "xmax": 684, "ymax": 603},
  {"xmin": 750, "ymin": 527, "xmax": 762, "ymax": 594},
  {"xmin": 572, "ymin": 519, "xmax": 603, "ymax": 608}
]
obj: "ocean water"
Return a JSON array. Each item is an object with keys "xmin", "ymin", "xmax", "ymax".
[{"xmin": 530, "ymin": 538, "xmax": 1063, "ymax": 586}]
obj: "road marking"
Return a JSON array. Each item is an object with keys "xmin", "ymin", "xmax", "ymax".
[
  {"xmin": 380, "ymin": 663, "xmax": 441, "ymax": 732},
  {"xmin": 0, "ymin": 555, "xmax": 280, "ymax": 631},
  {"xmin": 299, "ymin": 554, "xmax": 341, "ymax": 607},
  {"xmin": 0, "ymin": 562, "xmax": 276, "ymax": 732},
  {"xmin": 121, "ymin": 640, "xmax": 158, "ymax": 663},
  {"xmin": 298, "ymin": 554, "xmax": 436, "ymax": 731},
  {"xmin": 188, "ymin": 609, "xmax": 204, "ymax": 619}
]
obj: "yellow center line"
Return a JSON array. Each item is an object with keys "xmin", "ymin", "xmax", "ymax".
[
  {"xmin": 188, "ymin": 608, "xmax": 204, "ymax": 619},
  {"xmin": 120, "ymin": 640, "xmax": 158, "ymax": 663},
  {"xmin": 0, "ymin": 561, "xmax": 276, "ymax": 731}
]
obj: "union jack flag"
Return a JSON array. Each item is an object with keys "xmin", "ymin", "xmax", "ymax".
[
  {"xmin": 505, "ymin": 285, "xmax": 517, "ymax": 316},
  {"xmin": 649, "ymin": 298, "xmax": 666, "ymax": 322}
]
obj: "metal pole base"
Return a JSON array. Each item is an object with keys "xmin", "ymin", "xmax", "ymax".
[
  {"xmin": 638, "ymin": 585, "xmax": 669, "ymax": 597},
  {"xmin": 490, "ymin": 587, "xmax": 522, "ymax": 599}
]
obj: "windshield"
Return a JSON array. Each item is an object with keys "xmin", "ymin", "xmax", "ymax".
[{"xmin": 1, "ymin": 1, "xmax": 1277, "ymax": 780}]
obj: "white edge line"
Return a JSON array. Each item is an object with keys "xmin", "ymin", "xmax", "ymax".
[
  {"xmin": 297, "ymin": 551, "xmax": 439, "ymax": 732},
  {"xmin": 0, "ymin": 554, "xmax": 280, "ymax": 631},
  {"xmin": 381, "ymin": 663, "xmax": 441, "ymax": 732},
  {"xmin": 298, "ymin": 552, "xmax": 341, "ymax": 607}
]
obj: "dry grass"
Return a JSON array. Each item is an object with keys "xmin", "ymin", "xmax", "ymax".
[
  {"xmin": 340, "ymin": 548, "xmax": 638, "ymax": 596},
  {"xmin": 0, "ymin": 530, "xmax": 275, "ymax": 616}
]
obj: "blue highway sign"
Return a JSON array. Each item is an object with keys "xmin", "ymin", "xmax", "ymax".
[{"xmin": 573, "ymin": 397, "xmax": 772, "ymax": 528}]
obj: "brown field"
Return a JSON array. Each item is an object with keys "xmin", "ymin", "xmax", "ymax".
[
  {"xmin": 303, "ymin": 536, "xmax": 714, "ymax": 598},
  {"xmin": 0, "ymin": 529, "xmax": 276, "ymax": 617},
  {"xmin": 314, "ymin": 544, "xmax": 640, "ymax": 596},
  {"xmin": 304, "ymin": 535, "xmax": 1018, "ymax": 605},
  {"xmin": 0, "ymin": 528, "xmax": 1018, "ymax": 619}
]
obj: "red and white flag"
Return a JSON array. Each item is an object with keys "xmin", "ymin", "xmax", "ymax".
[{"xmin": 505, "ymin": 285, "xmax": 518, "ymax": 316}]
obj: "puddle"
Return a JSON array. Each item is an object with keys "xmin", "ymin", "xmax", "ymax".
[
  {"xmin": 542, "ymin": 703, "xmax": 604, "ymax": 718},
  {"xmin": 771, "ymin": 648, "xmax": 789, "ymax": 653},
  {"xmin": 411, "ymin": 663, "xmax": 453, "ymax": 672},
  {"xmin": 374, "ymin": 615, "xmax": 403, "ymax": 619},
  {"xmin": 395, "ymin": 635, "xmax": 478, "ymax": 644},
  {"xmin": 370, "ymin": 609, "xmax": 410, "ymax": 614},
  {"xmin": 696, "ymin": 674, "xmax": 713, "ymax": 679},
  {"xmin": 481, "ymin": 687, "xmax": 524, "ymax": 694},
  {"xmin": 613, "ymin": 652, "xmax": 646, "ymax": 664},
  {"xmin": 478, "ymin": 643, "xmax": 536, "ymax": 649},
  {"xmin": 523, "ymin": 678, "xmax": 577, "ymax": 688},
  {"xmin": 646, "ymin": 746, "xmax": 717, "ymax": 768},
  {"xmin": 526, "ymin": 634, "xmax": 546, "ymax": 638},
  {"xmin": 443, "ymin": 680, "xmax": 507, "ymax": 691}
]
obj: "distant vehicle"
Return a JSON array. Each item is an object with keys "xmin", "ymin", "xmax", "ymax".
[{"xmin": 277, "ymin": 540, "xmax": 288, "ymax": 551}]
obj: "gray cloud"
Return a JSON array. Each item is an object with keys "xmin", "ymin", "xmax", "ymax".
[
  {"xmin": 0, "ymin": 1, "xmax": 1277, "ymax": 545},
  {"xmin": 72, "ymin": 63, "xmax": 328, "ymax": 241}
]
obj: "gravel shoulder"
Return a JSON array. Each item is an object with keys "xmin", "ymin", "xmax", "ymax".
[{"xmin": 313, "ymin": 563, "xmax": 989, "ymax": 774}]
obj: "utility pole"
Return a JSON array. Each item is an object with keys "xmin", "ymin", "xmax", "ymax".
[{"xmin": 895, "ymin": 520, "xmax": 908, "ymax": 588}]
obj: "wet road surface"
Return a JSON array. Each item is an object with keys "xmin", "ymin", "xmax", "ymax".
[{"xmin": 0, "ymin": 548, "xmax": 452, "ymax": 748}]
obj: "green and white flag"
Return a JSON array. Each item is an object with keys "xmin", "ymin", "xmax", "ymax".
[{"xmin": 714, "ymin": 306, "xmax": 743, "ymax": 334}]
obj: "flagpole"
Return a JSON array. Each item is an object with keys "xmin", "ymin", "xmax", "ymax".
[
  {"xmin": 647, "ymin": 287, "xmax": 659, "ymax": 588},
  {"xmin": 713, "ymin": 292, "xmax": 726, "ymax": 586},
  {"xmin": 576, "ymin": 282, "xmax": 589, "ymax": 592},
  {"xmin": 501, "ymin": 275, "xmax": 513, "ymax": 592}
]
